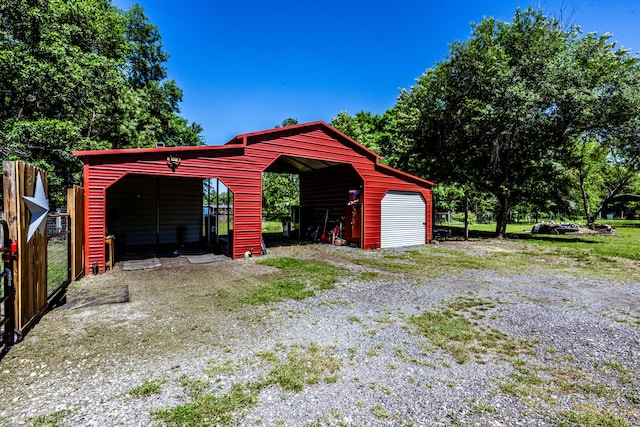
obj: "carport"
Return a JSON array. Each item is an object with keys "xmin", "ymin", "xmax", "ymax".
[{"xmin": 74, "ymin": 121, "xmax": 435, "ymax": 274}]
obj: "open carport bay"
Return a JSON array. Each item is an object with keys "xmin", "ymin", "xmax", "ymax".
[{"xmin": 1, "ymin": 239, "xmax": 639, "ymax": 426}]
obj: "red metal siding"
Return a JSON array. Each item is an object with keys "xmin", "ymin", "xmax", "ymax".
[
  {"xmin": 75, "ymin": 122, "xmax": 434, "ymax": 273},
  {"xmin": 238, "ymin": 126, "xmax": 434, "ymax": 250}
]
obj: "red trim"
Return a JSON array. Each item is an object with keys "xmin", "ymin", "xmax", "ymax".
[
  {"xmin": 72, "ymin": 144, "xmax": 241, "ymax": 159},
  {"xmin": 233, "ymin": 120, "xmax": 328, "ymax": 141}
]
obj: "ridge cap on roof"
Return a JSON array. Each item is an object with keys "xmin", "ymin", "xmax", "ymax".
[{"xmin": 226, "ymin": 121, "xmax": 381, "ymax": 159}]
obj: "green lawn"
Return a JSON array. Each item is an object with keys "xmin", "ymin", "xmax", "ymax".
[
  {"xmin": 262, "ymin": 220, "xmax": 283, "ymax": 233},
  {"xmin": 453, "ymin": 220, "xmax": 640, "ymax": 262},
  {"xmin": 47, "ymin": 240, "xmax": 69, "ymax": 295}
]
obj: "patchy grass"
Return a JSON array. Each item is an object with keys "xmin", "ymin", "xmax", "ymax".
[
  {"xmin": 464, "ymin": 220, "xmax": 640, "ymax": 266},
  {"xmin": 31, "ymin": 410, "xmax": 70, "ymax": 427},
  {"xmin": 557, "ymin": 404, "xmax": 629, "ymax": 427},
  {"xmin": 625, "ymin": 391, "xmax": 640, "ymax": 404},
  {"xmin": 257, "ymin": 257, "xmax": 340, "ymax": 290},
  {"xmin": 263, "ymin": 343, "xmax": 342, "ymax": 392},
  {"xmin": 358, "ymin": 271, "xmax": 381, "ymax": 281},
  {"xmin": 499, "ymin": 364, "xmax": 546, "ymax": 397},
  {"xmin": 129, "ymin": 379, "xmax": 163, "ymax": 398},
  {"xmin": 153, "ymin": 343, "xmax": 341, "ymax": 425},
  {"xmin": 348, "ymin": 252, "xmax": 420, "ymax": 275},
  {"xmin": 411, "ymin": 248, "xmax": 515, "ymax": 271},
  {"xmin": 178, "ymin": 375, "xmax": 212, "ymax": 400},
  {"xmin": 407, "ymin": 297, "xmax": 535, "ymax": 364},
  {"xmin": 496, "ymin": 349, "xmax": 638, "ymax": 424},
  {"xmin": 347, "ymin": 245, "xmax": 529, "ymax": 280},
  {"xmin": 205, "ymin": 359, "xmax": 236, "ymax": 378},
  {"xmin": 425, "ymin": 221, "xmax": 640, "ymax": 283},
  {"xmin": 153, "ymin": 382, "xmax": 259, "ymax": 427},
  {"xmin": 239, "ymin": 279, "xmax": 315, "ymax": 305},
  {"xmin": 370, "ymin": 403, "xmax": 390, "ymax": 419},
  {"xmin": 409, "ymin": 309, "xmax": 479, "ymax": 364},
  {"xmin": 468, "ymin": 398, "xmax": 496, "ymax": 414},
  {"xmin": 47, "ymin": 240, "xmax": 69, "ymax": 294},
  {"xmin": 238, "ymin": 257, "xmax": 342, "ymax": 305}
]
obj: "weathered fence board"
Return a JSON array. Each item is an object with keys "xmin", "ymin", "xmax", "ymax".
[
  {"xmin": 2, "ymin": 161, "xmax": 48, "ymax": 334},
  {"xmin": 68, "ymin": 185, "xmax": 85, "ymax": 280}
]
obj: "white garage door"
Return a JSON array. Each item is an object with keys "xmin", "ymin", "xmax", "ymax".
[{"xmin": 381, "ymin": 191, "xmax": 426, "ymax": 248}]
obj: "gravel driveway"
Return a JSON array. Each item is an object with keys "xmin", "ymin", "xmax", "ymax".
[{"xmin": 0, "ymin": 240, "xmax": 638, "ymax": 426}]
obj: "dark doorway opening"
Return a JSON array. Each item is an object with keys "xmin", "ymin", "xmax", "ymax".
[{"xmin": 262, "ymin": 156, "xmax": 363, "ymax": 249}]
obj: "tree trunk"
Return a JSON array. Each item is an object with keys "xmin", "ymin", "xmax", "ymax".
[
  {"xmin": 581, "ymin": 168, "xmax": 633, "ymax": 225},
  {"xmin": 592, "ymin": 177, "xmax": 633, "ymax": 224},
  {"xmin": 463, "ymin": 196, "xmax": 469, "ymax": 241},
  {"xmin": 495, "ymin": 196, "xmax": 511, "ymax": 238},
  {"xmin": 578, "ymin": 169, "xmax": 595, "ymax": 225}
]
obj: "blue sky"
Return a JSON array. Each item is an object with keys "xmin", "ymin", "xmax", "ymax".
[{"xmin": 112, "ymin": 0, "xmax": 640, "ymax": 145}]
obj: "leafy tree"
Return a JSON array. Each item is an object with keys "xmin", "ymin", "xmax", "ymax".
[
  {"xmin": 276, "ymin": 118, "xmax": 298, "ymax": 128},
  {"xmin": 556, "ymin": 32, "xmax": 640, "ymax": 223},
  {"xmin": 262, "ymin": 118, "xmax": 300, "ymax": 220},
  {"xmin": 331, "ymin": 110, "xmax": 395, "ymax": 157},
  {"xmin": 432, "ymin": 183, "xmax": 465, "ymax": 216},
  {"xmin": 0, "ymin": 0, "xmax": 203, "ymax": 206},
  {"xmin": 122, "ymin": 3, "xmax": 168, "ymax": 88},
  {"xmin": 391, "ymin": 7, "xmax": 640, "ymax": 235},
  {"xmin": 262, "ymin": 173, "xmax": 299, "ymax": 220}
]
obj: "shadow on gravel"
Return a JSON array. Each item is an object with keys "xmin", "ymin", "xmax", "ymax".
[
  {"xmin": 448, "ymin": 226, "xmax": 606, "ymax": 244},
  {"xmin": 63, "ymin": 284, "xmax": 130, "ymax": 310}
]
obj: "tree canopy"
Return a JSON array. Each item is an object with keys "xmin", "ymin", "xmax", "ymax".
[
  {"xmin": 331, "ymin": 110, "xmax": 395, "ymax": 157},
  {"xmin": 390, "ymin": 7, "xmax": 640, "ymax": 234},
  {"xmin": 262, "ymin": 118, "xmax": 300, "ymax": 219},
  {"xmin": 0, "ymin": 0, "xmax": 203, "ymax": 206}
]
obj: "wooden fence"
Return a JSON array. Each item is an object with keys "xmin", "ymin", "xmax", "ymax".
[
  {"xmin": 68, "ymin": 185, "xmax": 85, "ymax": 281},
  {"xmin": 2, "ymin": 162, "xmax": 86, "ymax": 342},
  {"xmin": 2, "ymin": 161, "xmax": 49, "ymax": 335}
]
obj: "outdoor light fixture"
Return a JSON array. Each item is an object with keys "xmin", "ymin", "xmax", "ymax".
[{"xmin": 167, "ymin": 155, "xmax": 181, "ymax": 172}]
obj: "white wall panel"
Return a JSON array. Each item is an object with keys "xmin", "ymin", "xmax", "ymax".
[{"xmin": 380, "ymin": 191, "xmax": 426, "ymax": 248}]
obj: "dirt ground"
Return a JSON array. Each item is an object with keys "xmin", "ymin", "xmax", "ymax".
[{"xmin": 1, "ymin": 239, "xmax": 639, "ymax": 426}]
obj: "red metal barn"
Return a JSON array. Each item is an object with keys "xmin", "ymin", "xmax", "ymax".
[{"xmin": 74, "ymin": 121, "xmax": 435, "ymax": 273}]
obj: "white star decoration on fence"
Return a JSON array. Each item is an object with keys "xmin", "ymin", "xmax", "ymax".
[{"xmin": 23, "ymin": 172, "xmax": 50, "ymax": 242}]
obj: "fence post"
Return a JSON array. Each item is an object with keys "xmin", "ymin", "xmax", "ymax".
[{"xmin": 1, "ymin": 219, "xmax": 16, "ymax": 346}]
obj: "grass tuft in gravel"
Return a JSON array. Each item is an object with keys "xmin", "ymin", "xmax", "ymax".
[
  {"xmin": 239, "ymin": 257, "xmax": 342, "ymax": 305},
  {"xmin": 500, "ymin": 368, "xmax": 546, "ymax": 396},
  {"xmin": 257, "ymin": 257, "xmax": 340, "ymax": 290},
  {"xmin": 153, "ymin": 343, "xmax": 341, "ymax": 425},
  {"xmin": 370, "ymin": 403, "xmax": 390, "ymax": 419},
  {"xmin": 348, "ymin": 247, "xmax": 525, "ymax": 279},
  {"xmin": 31, "ymin": 410, "xmax": 70, "ymax": 427},
  {"xmin": 153, "ymin": 382, "xmax": 259, "ymax": 427},
  {"xmin": 408, "ymin": 297, "xmax": 533, "ymax": 364},
  {"xmin": 205, "ymin": 359, "xmax": 236, "ymax": 378},
  {"xmin": 409, "ymin": 309, "xmax": 478, "ymax": 364},
  {"xmin": 129, "ymin": 379, "xmax": 163, "ymax": 398},
  {"xmin": 239, "ymin": 279, "xmax": 315, "ymax": 305},
  {"xmin": 625, "ymin": 391, "xmax": 640, "ymax": 404},
  {"xmin": 178, "ymin": 375, "xmax": 212, "ymax": 400},
  {"xmin": 264, "ymin": 342, "xmax": 342, "ymax": 392},
  {"xmin": 557, "ymin": 404, "xmax": 629, "ymax": 427},
  {"xmin": 498, "ymin": 351, "xmax": 637, "ymax": 422}
]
